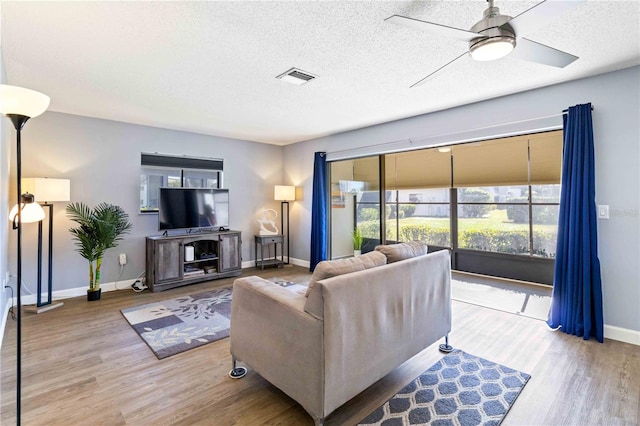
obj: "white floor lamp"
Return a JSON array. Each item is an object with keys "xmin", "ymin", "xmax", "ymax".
[
  {"xmin": 1, "ymin": 84, "xmax": 50, "ymax": 425},
  {"xmin": 22, "ymin": 178, "xmax": 71, "ymax": 313}
]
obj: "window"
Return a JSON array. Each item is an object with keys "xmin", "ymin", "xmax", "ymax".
[
  {"xmin": 183, "ymin": 169, "xmax": 220, "ymax": 189},
  {"xmin": 452, "ymin": 132, "xmax": 562, "ymax": 257},
  {"xmin": 140, "ymin": 153, "xmax": 223, "ymax": 213},
  {"xmin": 385, "ymin": 149, "xmax": 451, "ymax": 248},
  {"xmin": 328, "ymin": 130, "xmax": 563, "ymax": 283}
]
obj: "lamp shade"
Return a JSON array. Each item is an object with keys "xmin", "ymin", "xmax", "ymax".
[
  {"xmin": 0, "ymin": 84, "xmax": 50, "ymax": 118},
  {"xmin": 8, "ymin": 194, "xmax": 46, "ymax": 224},
  {"xmin": 22, "ymin": 178, "xmax": 71, "ymax": 202},
  {"xmin": 274, "ymin": 185, "xmax": 295, "ymax": 201}
]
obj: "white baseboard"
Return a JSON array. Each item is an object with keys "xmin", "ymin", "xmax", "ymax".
[
  {"xmin": 604, "ymin": 324, "xmax": 640, "ymax": 346},
  {"xmin": 241, "ymin": 259, "xmax": 255, "ymax": 269},
  {"xmin": 0, "ymin": 297, "xmax": 11, "ymax": 349},
  {"xmin": 289, "ymin": 257, "xmax": 310, "ymax": 269},
  {"xmin": 9, "ymin": 278, "xmax": 140, "ymax": 307}
]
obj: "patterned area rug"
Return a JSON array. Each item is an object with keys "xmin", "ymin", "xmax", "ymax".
[
  {"xmin": 121, "ymin": 287, "xmax": 232, "ymax": 359},
  {"xmin": 358, "ymin": 350, "xmax": 530, "ymax": 426}
]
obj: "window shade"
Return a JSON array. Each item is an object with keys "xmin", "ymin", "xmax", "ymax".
[
  {"xmin": 529, "ymin": 130, "xmax": 563, "ymax": 184},
  {"xmin": 353, "ymin": 156, "xmax": 380, "ymax": 190},
  {"xmin": 338, "ymin": 130, "xmax": 562, "ymax": 191},
  {"xmin": 330, "ymin": 160, "xmax": 356, "ymax": 184},
  {"xmin": 453, "ymin": 136, "xmax": 529, "ymax": 187},
  {"xmin": 385, "ymin": 148, "xmax": 451, "ymax": 189},
  {"xmin": 141, "ymin": 153, "xmax": 223, "ymax": 171}
]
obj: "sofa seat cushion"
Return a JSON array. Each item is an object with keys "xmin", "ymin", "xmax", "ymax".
[
  {"xmin": 374, "ymin": 240, "xmax": 428, "ymax": 263},
  {"xmin": 304, "ymin": 250, "xmax": 387, "ymax": 297}
]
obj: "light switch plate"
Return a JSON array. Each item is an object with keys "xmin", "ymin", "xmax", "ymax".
[{"xmin": 598, "ymin": 205, "xmax": 610, "ymax": 219}]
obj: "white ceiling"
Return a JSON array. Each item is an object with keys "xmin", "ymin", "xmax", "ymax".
[{"xmin": 1, "ymin": 1, "xmax": 638, "ymax": 145}]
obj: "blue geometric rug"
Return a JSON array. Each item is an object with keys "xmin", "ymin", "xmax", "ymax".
[
  {"xmin": 358, "ymin": 349, "xmax": 530, "ymax": 426},
  {"xmin": 121, "ymin": 287, "xmax": 232, "ymax": 359}
]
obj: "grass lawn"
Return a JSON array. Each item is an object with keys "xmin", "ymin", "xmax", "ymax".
[{"xmin": 399, "ymin": 209, "xmax": 557, "ymax": 233}]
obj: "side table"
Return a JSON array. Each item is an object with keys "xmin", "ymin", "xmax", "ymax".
[{"xmin": 254, "ymin": 234, "xmax": 284, "ymax": 269}]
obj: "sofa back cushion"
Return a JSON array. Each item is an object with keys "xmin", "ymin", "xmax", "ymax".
[
  {"xmin": 304, "ymin": 250, "xmax": 387, "ymax": 297},
  {"xmin": 374, "ymin": 240, "xmax": 428, "ymax": 263}
]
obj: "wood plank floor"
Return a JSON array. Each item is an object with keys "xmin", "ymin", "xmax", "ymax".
[{"xmin": 2, "ymin": 265, "xmax": 639, "ymax": 425}]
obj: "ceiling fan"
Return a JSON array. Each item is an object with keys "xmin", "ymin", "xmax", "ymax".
[{"xmin": 386, "ymin": 0, "xmax": 584, "ymax": 87}]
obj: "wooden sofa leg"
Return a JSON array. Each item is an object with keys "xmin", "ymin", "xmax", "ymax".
[
  {"xmin": 228, "ymin": 357, "xmax": 248, "ymax": 379},
  {"xmin": 438, "ymin": 334, "xmax": 454, "ymax": 353}
]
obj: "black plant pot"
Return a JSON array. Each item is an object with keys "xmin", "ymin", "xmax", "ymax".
[{"xmin": 87, "ymin": 288, "xmax": 102, "ymax": 301}]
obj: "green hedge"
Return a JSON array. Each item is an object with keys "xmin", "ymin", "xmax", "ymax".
[
  {"xmin": 358, "ymin": 207, "xmax": 379, "ymax": 222},
  {"xmin": 358, "ymin": 221, "xmax": 381, "ymax": 240},
  {"xmin": 397, "ymin": 224, "xmax": 450, "ymax": 247},
  {"xmin": 505, "ymin": 197, "xmax": 559, "ymax": 224},
  {"xmin": 505, "ymin": 204, "xmax": 528, "ymax": 223},
  {"xmin": 399, "ymin": 204, "xmax": 416, "ymax": 217},
  {"xmin": 358, "ymin": 221, "xmax": 557, "ymax": 257},
  {"xmin": 460, "ymin": 229, "xmax": 529, "ymax": 254},
  {"xmin": 459, "ymin": 188, "xmax": 491, "ymax": 218}
]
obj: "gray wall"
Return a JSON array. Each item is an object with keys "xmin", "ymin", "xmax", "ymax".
[
  {"xmin": 8, "ymin": 112, "xmax": 284, "ymax": 294},
  {"xmin": 0, "ymin": 43, "xmax": 10, "ymax": 338},
  {"xmin": 283, "ymin": 66, "xmax": 640, "ymax": 333}
]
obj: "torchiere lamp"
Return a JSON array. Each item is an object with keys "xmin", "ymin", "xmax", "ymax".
[
  {"xmin": 0, "ymin": 84, "xmax": 51, "ymax": 425},
  {"xmin": 9, "ymin": 193, "xmax": 46, "ymax": 226},
  {"xmin": 22, "ymin": 178, "xmax": 71, "ymax": 313},
  {"xmin": 274, "ymin": 185, "xmax": 295, "ymax": 264}
]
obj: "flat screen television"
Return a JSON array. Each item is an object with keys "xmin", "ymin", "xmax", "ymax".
[{"xmin": 158, "ymin": 187, "xmax": 229, "ymax": 231}]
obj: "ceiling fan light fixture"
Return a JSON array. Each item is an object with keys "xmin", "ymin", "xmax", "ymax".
[{"xmin": 469, "ymin": 36, "xmax": 516, "ymax": 62}]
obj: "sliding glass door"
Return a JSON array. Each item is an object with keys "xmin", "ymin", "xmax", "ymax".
[
  {"xmin": 329, "ymin": 156, "xmax": 380, "ymax": 259},
  {"xmin": 327, "ymin": 130, "xmax": 563, "ymax": 284}
]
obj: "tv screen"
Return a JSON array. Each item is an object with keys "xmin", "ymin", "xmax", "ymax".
[{"xmin": 158, "ymin": 188, "xmax": 230, "ymax": 231}]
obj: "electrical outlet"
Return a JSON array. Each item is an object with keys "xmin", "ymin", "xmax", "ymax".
[{"xmin": 119, "ymin": 253, "xmax": 127, "ymax": 265}]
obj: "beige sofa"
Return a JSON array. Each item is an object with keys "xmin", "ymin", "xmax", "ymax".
[{"xmin": 229, "ymin": 247, "xmax": 452, "ymax": 425}]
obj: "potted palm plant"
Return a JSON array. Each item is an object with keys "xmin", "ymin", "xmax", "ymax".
[
  {"xmin": 353, "ymin": 226, "xmax": 363, "ymax": 256},
  {"xmin": 67, "ymin": 202, "xmax": 133, "ymax": 301}
]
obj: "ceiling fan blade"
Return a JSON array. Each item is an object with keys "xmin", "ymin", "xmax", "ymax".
[
  {"xmin": 386, "ymin": 15, "xmax": 482, "ymax": 42},
  {"xmin": 514, "ymin": 37, "xmax": 578, "ymax": 68},
  {"xmin": 504, "ymin": 0, "xmax": 586, "ymax": 37},
  {"xmin": 410, "ymin": 51, "xmax": 468, "ymax": 88}
]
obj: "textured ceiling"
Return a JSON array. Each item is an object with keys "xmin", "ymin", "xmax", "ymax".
[{"xmin": 1, "ymin": 1, "xmax": 638, "ymax": 145}]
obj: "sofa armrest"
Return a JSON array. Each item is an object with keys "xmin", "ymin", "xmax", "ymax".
[{"xmin": 230, "ymin": 276, "xmax": 324, "ymax": 418}]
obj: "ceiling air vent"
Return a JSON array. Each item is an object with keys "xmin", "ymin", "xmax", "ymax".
[{"xmin": 276, "ymin": 68, "xmax": 317, "ymax": 86}]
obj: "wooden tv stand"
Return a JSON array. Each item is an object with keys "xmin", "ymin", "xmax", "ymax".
[{"xmin": 145, "ymin": 230, "xmax": 242, "ymax": 292}]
